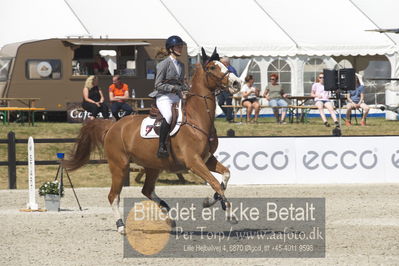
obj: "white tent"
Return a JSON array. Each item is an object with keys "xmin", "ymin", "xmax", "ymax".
[
  {"xmin": 0, "ymin": 0, "xmax": 88, "ymax": 46},
  {"xmin": 2, "ymin": 0, "xmax": 398, "ymax": 58},
  {"xmin": 1, "ymin": 0, "xmax": 399, "ymax": 110},
  {"xmin": 63, "ymin": 0, "xmax": 199, "ymax": 55},
  {"xmin": 160, "ymin": 0, "xmax": 398, "ymax": 57},
  {"xmin": 2, "ymin": 0, "xmax": 397, "ymax": 55}
]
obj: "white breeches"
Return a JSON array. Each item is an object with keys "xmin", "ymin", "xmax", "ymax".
[{"xmin": 156, "ymin": 93, "xmax": 180, "ymax": 124}]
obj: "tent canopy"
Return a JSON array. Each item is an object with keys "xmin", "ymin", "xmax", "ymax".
[
  {"xmin": 0, "ymin": 0, "xmax": 88, "ymax": 47},
  {"xmin": 1, "ymin": 0, "xmax": 398, "ymax": 57}
]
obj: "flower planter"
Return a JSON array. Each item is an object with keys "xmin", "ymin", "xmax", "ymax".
[{"xmin": 44, "ymin": 194, "xmax": 60, "ymax": 212}]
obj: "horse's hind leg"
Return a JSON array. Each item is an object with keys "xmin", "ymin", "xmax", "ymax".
[
  {"xmin": 108, "ymin": 158, "xmax": 130, "ymax": 234},
  {"xmin": 141, "ymin": 168, "xmax": 170, "ymax": 211},
  {"xmin": 203, "ymin": 155, "xmax": 230, "ymax": 208}
]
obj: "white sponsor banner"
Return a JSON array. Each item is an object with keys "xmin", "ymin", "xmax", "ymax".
[
  {"xmin": 214, "ymin": 136, "xmax": 399, "ymax": 184},
  {"xmin": 384, "ymin": 137, "xmax": 399, "ymax": 183}
]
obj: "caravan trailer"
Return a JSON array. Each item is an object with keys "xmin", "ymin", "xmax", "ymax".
[{"xmin": 0, "ymin": 38, "xmax": 188, "ymax": 120}]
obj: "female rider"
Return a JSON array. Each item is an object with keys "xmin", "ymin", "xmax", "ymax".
[{"xmin": 149, "ymin": 35, "xmax": 187, "ymax": 158}]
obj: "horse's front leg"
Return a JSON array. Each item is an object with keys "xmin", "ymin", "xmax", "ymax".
[
  {"xmin": 187, "ymin": 156, "xmax": 236, "ymax": 223},
  {"xmin": 141, "ymin": 168, "xmax": 170, "ymax": 211},
  {"xmin": 203, "ymin": 155, "xmax": 230, "ymax": 208}
]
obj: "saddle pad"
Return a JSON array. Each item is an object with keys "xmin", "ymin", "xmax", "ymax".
[{"xmin": 140, "ymin": 100, "xmax": 183, "ymax": 138}]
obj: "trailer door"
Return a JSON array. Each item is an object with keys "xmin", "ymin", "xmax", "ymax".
[{"xmin": 0, "ymin": 57, "xmax": 12, "ymax": 97}]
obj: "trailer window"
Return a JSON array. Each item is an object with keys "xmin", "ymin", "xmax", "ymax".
[
  {"xmin": 115, "ymin": 46, "xmax": 137, "ymax": 76},
  {"xmin": 71, "ymin": 46, "xmax": 137, "ymax": 76},
  {"xmin": 26, "ymin": 59, "xmax": 62, "ymax": 80},
  {"xmin": 98, "ymin": 50, "xmax": 115, "ymax": 75},
  {"xmin": 0, "ymin": 58, "xmax": 12, "ymax": 81}
]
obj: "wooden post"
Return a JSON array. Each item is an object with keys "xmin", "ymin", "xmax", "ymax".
[
  {"xmin": 7, "ymin": 131, "xmax": 17, "ymax": 189},
  {"xmin": 176, "ymin": 173, "xmax": 186, "ymax": 184}
]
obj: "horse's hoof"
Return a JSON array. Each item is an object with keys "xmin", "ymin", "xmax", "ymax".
[
  {"xmin": 220, "ymin": 200, "xmax": 226, "ymax": 211},
  {"xmin": 159, "ymin": 200, "xmax": 170, "ymax": 212},
  {"xmin": 169, "ymin": 219, "xmax": 177, "ymax": 228},
  {"xmin": 203, "ymin": 197, "xmax": 217, "ymax": 208},
  {"xmin": 213, "ymin": 192, "xmax": 222, "ymax": 201},
  {"xmin": 116, "ymin": 219, "xmax": 126, "ymax": 235},
  {"xmin": 203, "ymin": 197, "xmax": 211, "ymax": 208}
]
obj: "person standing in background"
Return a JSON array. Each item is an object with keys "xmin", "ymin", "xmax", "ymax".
[
  {"xmin": 218, "ymin": 57, "xmax": 238, "ymax": 123},
  {"xmin": 93, "ymin": 54, "xmax": 110, "ymax": 75}
]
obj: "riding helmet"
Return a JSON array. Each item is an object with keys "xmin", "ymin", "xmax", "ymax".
[{"xmin": 165, "ymin": 35, "xmax": 185, "ymax": 50}]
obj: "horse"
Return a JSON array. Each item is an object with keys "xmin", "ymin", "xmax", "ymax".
[{"xmin": 63, "ymin": 48, "xmax": 242, "ymax": 234}]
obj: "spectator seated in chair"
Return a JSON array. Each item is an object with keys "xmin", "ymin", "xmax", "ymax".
[
  {"xmin": 82, "ymin": 75, "xmax": 109, "ymax": 120},
  {"xmin": 263, "ymin": 73, "xmax": 289, "ymax": 124},
  {"xmin": 241, "ymin": 75, "xmax": 260, "ymax": 123},
  {"xmin": 345, "ymin": 73, "xmax": 370, "ymax": 126},
  {"xmin": 311, "ymin": 72, "xmax": 339, "ymax": 127},
  {"xmin": 109, "ymin": 75, "xmax": 133, "ymax": 120}
]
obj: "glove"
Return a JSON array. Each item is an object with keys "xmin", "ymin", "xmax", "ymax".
[{"xmin": 172, "ymin": 85, "xmax": 185, "ymax": 93}]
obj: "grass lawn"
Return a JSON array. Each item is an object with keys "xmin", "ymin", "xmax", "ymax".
[{"xmin": 1, "ymin": 116, "xmax": 398, "ymax": 189}]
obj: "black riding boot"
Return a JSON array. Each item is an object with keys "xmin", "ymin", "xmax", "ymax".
[{"xmin": 157, "ymin": 119, "xmax": 170, "ymax": 158}]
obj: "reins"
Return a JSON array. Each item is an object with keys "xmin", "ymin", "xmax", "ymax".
[
  {"xmin": 180, "ymin": 63, "xmax": 229, "ymax": 142},
  {"xmin": 181, "ymin": 91, "xmax": 216, "ymax": 141}
]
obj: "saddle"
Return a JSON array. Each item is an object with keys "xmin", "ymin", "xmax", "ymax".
[
  {"xmin": 140, "ymin": 100, "xmax": 183, "ymax": 138},
  {"xmin": 149, "ymin": 103, "xmax": 179, "ymax": 135}
]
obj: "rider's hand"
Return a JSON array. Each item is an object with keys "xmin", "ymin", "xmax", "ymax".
[{"xmin": 173, "ymin": 85, "xmax": 185, "ymax": 93}]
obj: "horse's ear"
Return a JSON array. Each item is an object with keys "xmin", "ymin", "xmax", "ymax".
[
  {"xmin": 209, "ymin": 47, "xmax": 220, "ymax": 61},
  {"xmin": 201, "ymin": 47, "xmax": 209, "ymax": 66}
]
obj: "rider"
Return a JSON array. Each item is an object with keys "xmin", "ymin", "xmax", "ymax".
[{"xmin": 149, "ymin": 35, "xmax": 187, "ymax": 158}]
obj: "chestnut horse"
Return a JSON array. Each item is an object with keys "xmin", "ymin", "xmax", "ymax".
[{"xmin": 63, "ymin": 48, "xmax": 241, "ymax": 234}]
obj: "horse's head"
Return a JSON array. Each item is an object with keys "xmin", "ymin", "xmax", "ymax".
[{"xmin": 201, "ymin": 47, "xmax": 241, "ymax": 93}]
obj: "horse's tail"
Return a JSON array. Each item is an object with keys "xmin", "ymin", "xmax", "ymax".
[{"xmin": 62, "ymin": 119, "xmax": 114, "ymax": 171}]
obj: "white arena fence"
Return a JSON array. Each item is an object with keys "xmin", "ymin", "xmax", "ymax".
[
  {"xmin": 215, "ymin": 136, "xmax": 399, "ymax": 184},
  {"xmin": 2, "ymin": 132, "xmax": 398, "ymax": 188}
]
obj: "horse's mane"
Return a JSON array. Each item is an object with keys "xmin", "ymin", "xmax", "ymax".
[{"xmin": 191, "ymin": 63, "xmax": 204, "ymax": 84}]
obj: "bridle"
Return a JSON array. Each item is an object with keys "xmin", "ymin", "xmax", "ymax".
[
  {"xmin": 204, "ymin": 62, "xmax": 231, "ymax": 93},
  {"xmin": 181, "ymin": 91, "xmax": 215, "ymax": 141},
  {"xmin": 181, "ymin": 62, "xmax": 230, "ymax": 142}
]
